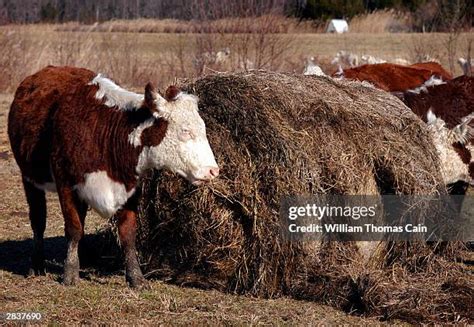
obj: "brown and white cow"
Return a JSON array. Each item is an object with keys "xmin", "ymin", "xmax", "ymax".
[
  {"xmin": 402, "ymin": 75, "xmax": 474, "ymax": 189},
  {"xmin": 333, "ymin": 62, "xmax": 452, "ymax": 92},
  {"xmin": 8, "ymin": 66, "xmax": 219, "ymax": 288}
]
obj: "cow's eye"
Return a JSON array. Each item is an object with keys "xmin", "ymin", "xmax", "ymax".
[{"xmin": 180, "ymin": 129, "xmax": 193, "ymax": 141}]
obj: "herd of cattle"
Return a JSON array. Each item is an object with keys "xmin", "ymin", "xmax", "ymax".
[
  {"xmin": 304, "ymin": 53, "xmax": 474, "ymax": 189},
  {"xmin": 5, "ymin": 50, "xmax": 473, "ymax": 287}
]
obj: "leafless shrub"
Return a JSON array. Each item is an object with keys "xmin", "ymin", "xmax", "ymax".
[
  {"xmin": 0, "ymin": 26, "xmax": 170, "ymax": 92},
  {"xmin": 460, "ymin": 37, "xmax": 473, "ymax": 76},
  {"xmin": 186, "ymin": 2, "xmax": 298, "ymax": 75},
  {"xmin": 159, "ymin": 33, "xmax": 196, "ymax": 87},
  {"xmin": 408, "ymin": 34, "xmax": 441, "ymax": 64},
  {"xmin": 440, "ymin": 0, "xmax": 469, "ymax": 74}
]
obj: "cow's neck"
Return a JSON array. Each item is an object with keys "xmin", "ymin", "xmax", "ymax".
[{"xmin": 98, "ymin": 109, "xmax": 153, "ymax": 192}]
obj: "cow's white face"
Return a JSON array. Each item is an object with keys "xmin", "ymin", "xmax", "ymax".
[
  {"xmin": 137, "ymin": 84, "xmax": 219, "ymax": 185},
  {"xmin": 426, "ymin": 110, "xmax": 473, "ymax": 185}
]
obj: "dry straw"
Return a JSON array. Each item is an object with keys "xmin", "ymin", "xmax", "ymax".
[{"xmin": 137, "ymin": 71, "xmax": 472, "ymax": 323}]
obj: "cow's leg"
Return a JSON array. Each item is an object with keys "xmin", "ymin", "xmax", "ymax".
[
  {"xmin": 78, "ymin": 206, "xmax": 91, "ymax": 266},
  {"xmin": 57, "ymin": 186, "xmax": 87, "ymax": 285},
  {"xmin": 117, "ymin": 193, "xmax": 146, "ymax": 288},
  {"xmin": 117, "ymin": 209, "xmax": 146, "ymax": 288},
  {"xmin": 22, "ymin": 178, "xmax": 47, "ymax": 276}
]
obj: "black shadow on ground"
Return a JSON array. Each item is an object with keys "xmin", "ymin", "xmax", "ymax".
[{"xmin": 0, "ymin": 231, "xmax": 123, "ymax": 280}]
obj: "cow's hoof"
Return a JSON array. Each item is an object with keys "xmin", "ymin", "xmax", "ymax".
[{"xmin": 28, "ymin": 255, "xmax": 45, "ymax": 276}]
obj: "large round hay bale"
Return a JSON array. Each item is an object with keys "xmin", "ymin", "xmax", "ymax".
[{"xmin": 137, "ymin": 71, "xmax": 472, "ymax": 323}]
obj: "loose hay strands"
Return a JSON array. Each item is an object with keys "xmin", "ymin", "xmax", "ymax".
[{"xmin": 137, "ymin": 71, "xmax": 472, "ymax": 323}]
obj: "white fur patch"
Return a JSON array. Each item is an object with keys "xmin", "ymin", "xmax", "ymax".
[
  {"xmin": 458, "ymin": 58, "xmax": 474, "ymax": 75},
  {"xmin": 136, "ymin": 146, "xmax": 151, "ymax": 175},
  {"xmin": 128, "ymin": 118, "xmax": 155, "ymax": 147},
  {"xmin": 74, "ymin": 171, "xmax": 135, "ymax": 218},
  {"xmin": 408, "ymin": 76, "xmax": 445, "ymax": 94},
  {"xmin": 426, "ymin": 109, "xmax": 437, "ymax": 124},
  {"xmin": 428, "ymin": 116, "xmax": 471, "ymax": 185},
  {"xmin": 90, "ymin": 74, "xmax": 144, "ymax": 110}
]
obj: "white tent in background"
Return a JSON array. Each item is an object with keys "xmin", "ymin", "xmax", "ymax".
[{"xmin": 326, "ymin": 19, "xmax": 349, "ymax": 33}]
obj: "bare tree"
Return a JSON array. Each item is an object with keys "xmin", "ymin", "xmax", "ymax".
[{"xmin": 437, "ymin": 0, "xmax": 469, "ymax": 73}]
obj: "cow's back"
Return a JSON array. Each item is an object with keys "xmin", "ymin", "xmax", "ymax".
[
  {"xmin": 404, "ymin": 75, "xmax": 474, "ymax": 128},
  {"xmin": 8, "ymin": 66, "xmax": 96, "ymax": 184},
  {"xmin": 409, "ymin": 62, "xmax": 453, "ymax": 81},
  {"xmin": 339, "ymin": 63, "xmax": 449, "ymax": 92}
]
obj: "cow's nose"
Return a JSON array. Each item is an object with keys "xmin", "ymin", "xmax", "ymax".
[{"xmin": 193, "ymin": 167, "xmax": 220, "ymax": 183}]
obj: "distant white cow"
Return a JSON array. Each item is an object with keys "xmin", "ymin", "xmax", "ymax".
[
  {"xmin": 331, "ymin": 50, "xmax": 358, "ymax": 68},
  {"xmin": 458, "ymin": 58, "xmax": 473, "ymax": 76},
  {"xmin": 359, "ymin": 55, "xmax": 411, "ymax": 66},
  {"xmin": 193, "ymin": 47, "xmax": 231, "ymax": 73},
  {"xmin": 303, "ymin": 57, "xmax": 326, "ymax": 76},
  {"xmin": 333, "ymin": 65, "xmax": 344, "ymax": 79},
  {"xmin": 392, "ymin": 58, "xmax": 411, "ymax": 66},
  {"xmin": 360, "ymin": 55, "xmax": 386, "ymax": 65},
  {"xmin": 215, "ymin": 48, "xmax": 231, "ymax": 64},
  {"xmin": 420, "ymin": 54, "xmax": 441, "ymax": 64}
]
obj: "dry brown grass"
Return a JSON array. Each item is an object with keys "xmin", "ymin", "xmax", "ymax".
[
  {"xmin": 0, "ymin": 27, "xmax": 166, "ymax": 93},
  {"xmin": 0, "ymin": 22, "xmax": 300, "ymax": 93},
  {"xmin": 0, "ymin": 24, "xmax": 473, "ymax": 95},
  {"xmin": 55, "ymin": 16, "xmax": 319, "ymax": 34},
  {"xmin": 350, "ymin": 9, "xmax": 412, "ymax": 33}
]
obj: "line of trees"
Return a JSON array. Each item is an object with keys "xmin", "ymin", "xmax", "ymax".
[
  {"xmin": 0, "ymin": 0, "xmax": 472, "ymax": 30},
  {"xmin": 0, "ymin": 0, "xmax": 290, "ymax": 23}
]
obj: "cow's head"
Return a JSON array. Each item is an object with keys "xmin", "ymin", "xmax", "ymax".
[
  {"xmin": 137, "ymin": 83, "xmax": 219, "ymax": 185},
  {"xmin": 426, "ymin": 109, "xmax": 474, "ymax": 185}
]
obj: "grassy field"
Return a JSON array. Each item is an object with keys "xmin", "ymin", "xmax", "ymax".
[
  {"xmin": 0, "ymin": 26, "xmax": 472, "ymax": 324},
  {"xmin": 0, "ymin": 24, "xmax": 472, "ymax": 93},
  {"xmin": 0, "ymin": 93, "xmax": 401, "ymax": 325}
]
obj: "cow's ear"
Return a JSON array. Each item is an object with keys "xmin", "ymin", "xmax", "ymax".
[
  {"xmin": 143, "ymin": 82, "xmax": 167, "ymax": 117},
  {"xmin": 452, "ymin": 113, "xmax": 474, "ymax": 144},
  {"xmin": 165, "ymin": 85, "xmax": 181, "ymax": 101},
  {"xmin": 144, "ymin": 82, "xmax": 157, "ymax": 109}
]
